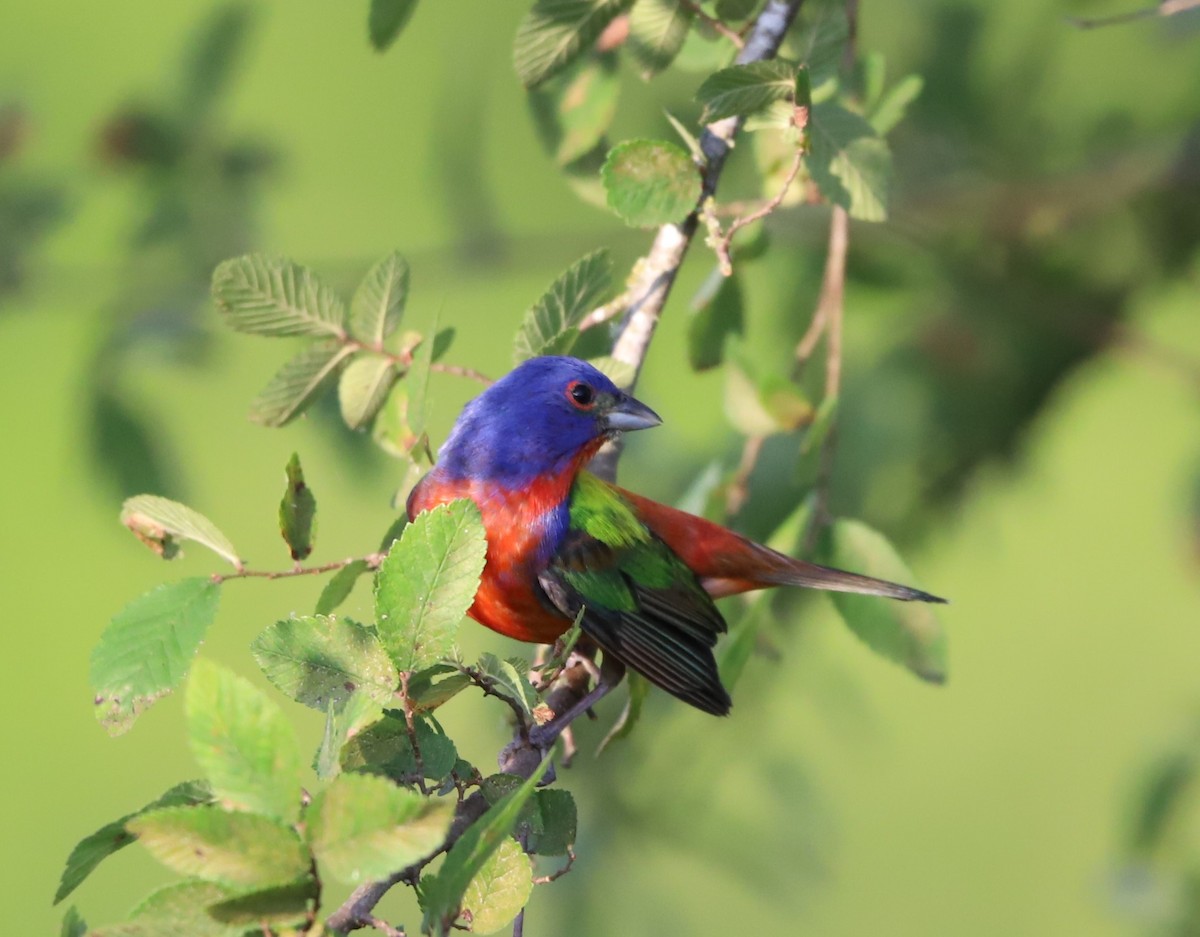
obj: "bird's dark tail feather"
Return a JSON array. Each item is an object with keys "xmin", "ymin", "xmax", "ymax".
[{"xmin": 755, "ymin": 552, "xmax": 947, "ymax": 604}]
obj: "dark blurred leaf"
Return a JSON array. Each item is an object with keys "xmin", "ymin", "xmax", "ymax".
[
  {"xmin": 185, "ymin": 659, "xmax": 303, "ymax": 822},
  {"xmin": 120, "ymin": 494, "xmax": 240, "ymax": 567},
  {"xmin": 688, "ymin": 267, "xmax": 744, "ymax": 370},
  {"xmin": 316, "ymin": 559, "xmax": 371, "ymax": 615},
  {"xmin": 1128, "ymin": 749, "xmax": 1197, "ymax": 855},
  {"xmin": 251, "ymin": 615, "xmax": 399, "ymax": 711},
  {"xmin": 696, "ymin": 60, "xmax": 798, "ymax": 123},
  {"xmin": 795, "ymin": 0, "xmax": 848, "ymax": 92},
  {"xmin": 513, "ymin": 249, "xmax": 611, "ymax": 362},
  {"xmin": 475, "ymin": 653, "xmax": 538, "ymax": 715},
  {"xmin": 349, "ymin": 251, "xmax": 409, "ymax": 345},
  {"xmin": 829, "ymin": 519, "xmax": 947, "ymax": 682},
  {"xmin": 513, "ymin": 0, "xmax": 635, "ymax": 89},
  {"xmin": 339, "ymin": 354, "xmax": 398, "ymax": 431},
  {"xmin": 308, "ymin": 773, "xmax": 454, "ymax": 884},
  {"xmin": 420, "ymin": 760, "xmax": 549, "ymax": 935},
  {"xmin": 628, "ymin": 0, "xmax": 694, "ymax": 78},
  {"xmin": 868, "ymin": 74, "xmax": 923, "ymax": 135},
  {"xmin": 369, "ymin": 0, "xmax": 419, "ymax": 51},
  {"xmin": 340, "ymin": 712, "xmax": 458, "ymax": 783},
  {"xmin": 459, "ymin": 838, "xmax": 533, "ymax": 935},
  {"xmin": 807, "ymin": 101, "xmax": 890, "ymax": 221},
  {"xmin": 406, "ymin": 319, "xmax": 437, "ymax": 441},
  {"xmin": 55, "ymin": 781, "xmax": 212, "ymax": 904},
  {"xmin": 597, "ymin": 672, "xmax": 649, "ymax": 753},
  {"xmin": 528, "ymin": 53, "xmax": 620, "ymax": 166},
  {"xmin": 181, "ymin": 4, "xmax": 253, "ymax": 119},
  {"xmin": 212, "ymin": 254, "xmax": 346, "ymax": 337},
  {"xmin": 248, "ymin": 340, "xmax": 355, "ymax": 427},
  {"xmin": 207, "ymin": 877, "xmax": 317, "ymax": 926},
  {"xmin": 278, "ymin": 452, "xmax": 317, "ymax": 560},
  {"xmin": 602, "ymin": 139, "xmax": 701, "ymax": 227},
  {"xmin": 724, "ymin": 353, "xmax": 812, "ymax": 436},
  {"xmin": 91, "ymin": 578, "xmax": 221, "ymax": 735},
  {"xmin": 127, "ymin": 805, "xmax": 310, "ymax": 888},
  {"xmin": 89, "ymin": 387, "xmax": 180, "ymax": 500},
  {"xmin": 715, "ymin": 0, "xmax": 759, "ymax": 19},
  {"xmin": 59, "ymin": 907, "xmax": 86, "ymax": 937},
  {"xmin": 375, "ymin": 500, "xmax": 487, "ymax": 672}
]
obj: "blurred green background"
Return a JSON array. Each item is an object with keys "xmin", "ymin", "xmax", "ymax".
[{"xmin": 4, "ymin": 1, "xmax": 1200, "ymax": 934}]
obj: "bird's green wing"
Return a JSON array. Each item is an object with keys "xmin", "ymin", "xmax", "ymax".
[{"xmin": 537, "ymin": 473, "xmax": 731, "ymax": 715}]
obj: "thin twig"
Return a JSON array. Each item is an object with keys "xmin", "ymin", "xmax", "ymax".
[
  {"xmin": 725, "ymin": 435, "xmax": 765, "ymax": 518},
  {"xmin": 211, "ymin": 552, "xmax": 384, "ymax": 585},
  {"xmin": 680, "ymin": 0, "xmax": 746, "ymax": 47},
  {"xmin": 452, "ymin": 662, "xmax": 534, "ymax": 732},
  {"xmin": 362, "ymin": 916, "xmax": 406, "ymax": 937},
  {"xmin": 711, "ymin": 148, "xmax": 805, "ymax": 276},
  {"xmin": 430, "ymin": 362, "xmax": 493, "ymax": 385},
  {"xmin": 533, "ymin": 846, "xmax": 577, "ymax": 884},
  {"xmin": 398, "ymin": 672, "xmax": 429, "ymax": 794}
]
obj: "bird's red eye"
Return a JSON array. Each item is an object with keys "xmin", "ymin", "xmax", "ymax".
[{"xmin": 566, "ymin": 381, "xmax": 596, "ymax": 409}]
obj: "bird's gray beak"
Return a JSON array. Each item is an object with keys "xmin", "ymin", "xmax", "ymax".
[{"xmin": 603, "ymin": 393, "xmax": 663, "ymax": 432}]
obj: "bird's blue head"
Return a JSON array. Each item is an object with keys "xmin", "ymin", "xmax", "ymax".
[{"xmin": 435, "ymin": 356, "xmax": 662, "ymax": 486}]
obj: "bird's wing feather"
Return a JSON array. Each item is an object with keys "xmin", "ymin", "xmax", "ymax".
[{"xmin": 537, "ymin": 474, "xmax": 731, "ymax": 715}]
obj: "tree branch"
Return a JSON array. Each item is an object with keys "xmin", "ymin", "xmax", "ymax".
[{"xmin": 589, "ymin": 0, "xmax": 806, "ymax": 483}]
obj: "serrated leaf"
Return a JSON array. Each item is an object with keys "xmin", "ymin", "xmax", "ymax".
[
  {"xmin": 586, "ymin": 355, "xmax": 637, "ymax": 389},
  {"xmin": 405, "ymin": 664, "xmax": 472, "ymax": 714},
  {"xmin": 602, "ymin": 139, "xmax": 701, "ymax": 227},
  {"xmin": 251, "ymin": 615, "xmax": 399, "ymax": 711},
  {"xmin": 869, "ymin": 73, "xmax": 923, "ymax": 135},
  {"xmin": 127, "ymin": 805, "xmax": 310, "ymax": 888},
  {"xmin": 829, "ymin": 519, "xmax": 947, "ymax": 682},
  {"xmin": 91, "ymin": 578, "xmax": 222, "ymax": 735},
  {"xmin": 514, "ymin": 0, "xmax": 635, "ymax": 89},
  {"xmin": 212, "ymin": 255, "xmax": 346, "ymax": 338},
  {"xmin": 528, "ymin": 789, "xmax": 577, "ymax": 856},
  {"xmin": 316, "ymin": 693, "xmax": 384, "ymax": 781},
  {"xmin": 628, "ymin": 0, "xmax": 694, "ymax": 78},
  {"xmin": 420, "ymin": 760, "xmax": 549, "ymax": 935},
  {"xmin": 339, "ymin": 354, "xmax": 398, "ymax": 431},
  {"xmin": 248, "ymin": 340, "xmax": 355, "ymax": 427},
  {"xmin": 528, "ymin": 53, "xmax": 619, "ymax": 167},
  {"xmin": 369, "ymin": 0, "xmax": 419, "ymax": 51},
  {"xmin": 278, "ymin": 453, "xmax": 316, "ymax": 561},
  {"xmin": 807, "ymin": 101, "xmax": 890, "ymax": 221},
  {"xmin": 207, "ymin": 877, "xmax": 318, "ymax": 926},
  {"xmin": 315, "ymin": 560, "xmax": 370, "ymax": 615},
  {"xmin": 55, "ymin": 781, "xmax": 212, "ymax": 904},
  {"xmin": 460, "ymin": 838, "xmax": 533, "ymax": 935},
  {"xmin": 186, "ymin": 659, "xmax": 302, "ymax": 822},
  {"xmin": 688, "ymin": 267, "xmax": 743, "ymax": 371},
  {"xmin": 309, "ymin": 773, "xmax": 455, "ymax": 884},
  {"xmin": 597, "ymin": 672, "xmax": 649, "ymax": 753},
  {"xmin": 340, "ymin": 712, "xmax": 458, "ymax": 783},
  {"xmin": 350, "ymin": 251, "xmax": 409, "ymax": 344},
  {"xmin": 696, "ymin": 60, "xmax": 798, "ymax": 123},
  {"xmin": 513, "ymin": 250, "xmax": 611, "ymax": 363},
  {"xmin": 60, "ymin": 906, "xmax": 86, "ymax": 937},
  {"xmin": 476, "ymin": 653, "xmax": 538, "ymax": 715},
  {"xmin": 120, "ymin": 495, "xmax": 241, "ymax": 568},
  {"xmin": 375, "ymin": 500, "xmax": 487, "ymax": 672},
  {"xmin": 127, "ymin": 880, "xmax": 242, "ymax": 937}
]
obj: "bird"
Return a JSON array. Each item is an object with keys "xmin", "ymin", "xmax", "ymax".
[{"xmin": 407, "ymin": 356, "xmax": 944, "ymax": 736}]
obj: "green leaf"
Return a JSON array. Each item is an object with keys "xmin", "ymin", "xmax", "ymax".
[
  {"xmin": 869, "ymin": 73, "xmax": 923, "ymax": 135},
  {"xmin": 308, "ymin": 773, "xmax": 455, "ymax": 884},
  {"xmin": 628, "ymin": 0, "xmax": 694, "ymax": 78},
  {"xmin": 715, "ymin": 0, "xmax": 759, "ymax": 19},
  {"xmin": 350, "ymin": 251, "xmax": 409, "ymax": 344},
  {"xmin": 513, "ymin": 249, "xmax": 611, "ymax": 363},
  {"xmin": 369, "ymin": 0, "xmax": 419, "ymax": 51},
  {"xmin": 316, "ymin": 560, "xmax": 371, "ymax": 615},
  {"xmin": 376, "ymin": 499, "xmax": 488, "ymax": 672},
  {"xmin": 212, "ymin": 255, "xmax": 346, "ymax": 338},
  {"xmin": 807, "ymin": 101, "xmax": 891, "ymax": 221},
  {"xmin": 718, "ymin": 592, "xmax": 770, "ymax": 690},
  {"xmin": 248, "ymin": 340, "xmax": 356, "ymax": 427},
  {"xmin": 127, "ymin": 805, "xmax": 310, "ymax": 888},
  {"xmin": 724, "ymin": 356, "xmax": 809, "ymax": 436},
  {"xmin": 459, "ymin": 838, "xmax": 533, "ymax": 935},
  {"xmin": 406, "ymin": 319, "xmax": 437, "ymax": 442},
  {"xmin": 475, "ymin": 654, "xmax": 538, "ymax": 715},
  {"xmin": 181, "ymin": 5, "xmax": 251, "ymax": 120},
  {"xmin": 796, "ymin": 1, "xmax": 849, "ymax": 94},
  {"xmin": 339, "ymin": 354, "xmax": 398, "ymax": 431},
  {"xmin": 315, "ymin": 693, "xmax": 384, "ymax": 781},
  {"xmin": 1127, "ymin": 748, "xmax": 1197, "ymax": 855},
  {"xmin": 207, "ymin": 877, "xmax": 318, "ymax": 926},
  {"xmin": 528, "ymin": 54, "xmax": 619, "ymax": 166},
  {"xmin": 688, "ymin": 267, "xmax": 743, "ymax": 371},
  {"xmin": 60, "ymin": 906, "xmax": 86, "ymax": 937},
  {"xmin": 55, "ymin": 781, "xmax": 211, "ymax": 904},
  {"xmin": 340, "ymin": 712, "xmax": 458, "ymax": 783},
  {"xmin": 664, "ymin": 109, "xmax": 704, "ymax": 164},
  {"xmin": 829, "ymin": 519, "xmax": 947, "ymax": 682},
  {"xmin": 420, "ymin": 759, "xmax": 550, "ymax": 935},
  {"xmin": 406, "ymin": 665, "xmax": 473, "ymax": 714},
  {"xmin": 120, "ymin": 495, "xmax": 241, "ymax": 568},
  {"xmin": 278, "ymin": 453, "xmax": 317, "ymax": 561},
  {"xmin": 586, "ymin": 355, "xmax": 637, "ymax": 389},
  {"xmin": 597, "ymin": 672, "xmax": 649, "ymax": 754},
  {"xmin": 91, "ymin": 578, "xmax": 222, "ymax": 735},
  {"xmin": 513, "ymin": 0, "xmax": 635, "ymax": 89},
  {"xmin": 251, "ymin": 615, "xmax": 399, "ymax": 711},
  {"xmin": 696, "ymin": 60, "xmax": 798, "ymax": 123},
  {"xmin": 528, "ymin": 789, "xmax": 577, "ymax": 856},
  {"xmin": 127, "ymin": 880, "xmax": 243, "ymax": 937},
  {"xmin": 186, "ymin": 659, "xmax": 302, "ymax": 822},
  {"xmin": 602, "ymin": 139, "xmax": 701, "ymax": 227}
]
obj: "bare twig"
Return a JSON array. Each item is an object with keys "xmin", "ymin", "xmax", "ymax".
[
  {"xmin": 210, "ymin": 552, "xmax": 384, "ymax": 585},
  {"xmin": 711, "ymin": 148, "xmax": 805, "ymax": 275},
  {"xmin": 451, "ymin": 661, "xmax": 534, "ymax": 731},
  {"xmin": 533, "ymin": 846, "xmax": 577, "ymax": 885},
  {"xmin": 589, "ymin": 0, "xmax": 806, "ymax": 483},
  {"xmin": 362, "ymin": 916, "xmax": 406, "ymax": 937}
]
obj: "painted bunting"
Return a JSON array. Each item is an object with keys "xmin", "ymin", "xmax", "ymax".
[{"xmin": 408, "ymin": 356, "xmax": 944, "ymax": 729}]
